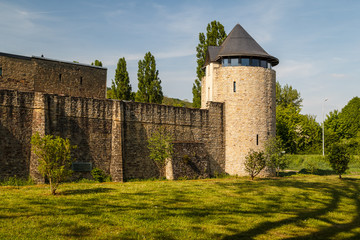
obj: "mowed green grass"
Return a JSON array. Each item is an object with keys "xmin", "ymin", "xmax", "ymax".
[
  {"xmin": 1, "ymin": 175, "xmax": 360, "ymax": 240},
  {"xmin": 286, "ymin": 154, "xmax": 360, "ymax": 174}
]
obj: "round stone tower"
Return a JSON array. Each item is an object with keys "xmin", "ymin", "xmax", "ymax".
[{"xmin": 201, "ymin": 24, "xmax": 279, "ymax": 176}]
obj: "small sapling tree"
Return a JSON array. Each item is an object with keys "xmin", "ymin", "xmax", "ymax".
[
  {"xmin": 244, "ymin": 149, "xmax": 266, "ymax": 180},
  {"xmin": 31, "ymin": 132, "xmax": 77, "ymax": 194},
  {"xmin": 326, "ymin": 143, "xmax": 350, "ymax": 179},
  {"xmin": 265, "ymin": 136, "xmax": 287, "ymax": 176},
  {"xmin": 147, "ymin": 127, "xmax": 174, "ymax": 179}
]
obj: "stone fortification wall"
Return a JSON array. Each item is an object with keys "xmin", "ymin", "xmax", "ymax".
[
  {"xmin": 33, "ymin": 58, "xmax": 107, "ymax": 99},
  {"xmin": 210, "ymin": 66, "xmax": 276, "ymax": 176},
  {"xmin": 122, "ymin": 101, "xmax": 225, "ymax": 180},
  {"xmin": 0, "ymin": 89, "xmax": 225, "ymax": 181},
  {"xmin": 0, "ymin": 53, "xmax": 107, "ymax": 99},
  {"xmin": 0, "ymin": 54, "xmax": 35, "ymax": 92},
  {"xmin": 166, "ymin": 142, "xmax": 210, "ymax": 180},
  {"xmin": 0, "ymin": 90, "xmax": 35, "ymax": 179},
  {"xmin": 0, "ymin": 89, "xmax": 122, "ymax": 181},
  {"xmin": 44, "ymin": 94, "xmax": 122, "ymax": 181}
]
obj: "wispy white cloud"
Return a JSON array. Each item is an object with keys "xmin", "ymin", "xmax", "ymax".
[
  {"xmin": 330, "ymin": 73, "xmax": 347, "ymax": 78},
  {"xmin": 277, "ymin": 59, "xmax": 320, "ymax": 80}
]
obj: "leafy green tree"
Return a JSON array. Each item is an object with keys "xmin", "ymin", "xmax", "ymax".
[
  {"xmin": 106, "ymin": 87, "xmax": 115, "ymax": 99},
  {"xmin": 324, "ymin": 110, "xmax": 341, "ymax": 149},
  {"xmin": 244, "ymin": 150, "xmax": 266, "ymax": 180},
  {"xmin": 276, "ymin": 105, "xmax": 300, "ymax": 153},
  {"xmin": 337, "ymin": 97, "xmax": 360, "ymax": 139},
  {"xmin": 111, "ymin": 57, "xmax": 134, "ymax": 100},
  {"xmin": 297, "ymin": 114, "xmax": 322, "ymax": 153},
  {"xmin": 276, "ymin": 81, "xmax": 303, "ymax": 110},
  {"xmin": 147, "ymin": 127, "xmax": 174, "ymax": 179},
  {"xmin": 193, "ymin": 20, "xmax": 227, "ymax": 108},
  {"xmin": 327, "ymin": 143, "xmax": 350, "ymax": 179},
  {"xmin": 136, "ymin": 52, "xmax": 163, "ymax": 104},
  {"xmin": 265, "ymin": 137, "xmax": 287, "ymax": 176},
  {"xmin": 275, "ymin": 82, "xmax": 321, "ymax": 154},
  {"xmin": 31, "ymin": 132, "xmax": 77, "ymax": 195},
  {"xmin": 162, "ymin": 96, "xmax": 192, "ymax": 108},
  {"xmin": 276, "ymin": 105, "xmax": 321, "ymax": 154},
  {"xmin": 324, "ymin": 97, "xmax": 360, "ymax": 153},
  {"xmin": 91, "ymin": 60, "xmax": 103, "ymax": 67}
]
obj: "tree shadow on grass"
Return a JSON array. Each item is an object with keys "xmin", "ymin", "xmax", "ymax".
[
  {"xmin": 221, "ymin": 179, "xmax": 360, "ymax": 240},
  {"xmin": 298, "ymin": 168, "xmax": 336, "ymax": 176},
  {"xmin": 279, "ymin": 171, "xmax": 298, "ymax": 177},
  {"xmin": 60, "ymin": 187, "xmax": 114, "ymax": 195},
  {"xmin": 62, "ymin": 225, "xmax": 92, "ymax": 238}
]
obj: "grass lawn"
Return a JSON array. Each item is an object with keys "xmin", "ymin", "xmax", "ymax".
[
  {"xmin": 286, "ymin": 154, "xmax": 360, "ymax": 175},
  {"xmin": 1, "ymin": 175, "xmax": 360, "ymax": 239}
]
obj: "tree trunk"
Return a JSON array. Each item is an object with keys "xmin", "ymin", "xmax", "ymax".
[{"xmin": 49, "ymin": 178, "xmax": 56, "ymax": 195}]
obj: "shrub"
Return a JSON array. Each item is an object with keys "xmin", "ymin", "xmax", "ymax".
[
  {"xmin": 31, "ymin": 132, "xmax": 77, "ymax": 195},
  {"xmin": 76, "ymin": 178, "xmax": 97, "ymax": 183},
  {"xmin": 91, "ymin": 168, "xmax": 109, "ymax": 183},
  {"xmin": 244, "ymin": 150, "xmax": 266, "ymax": 180},
  {"xmin": 265, "ymin": 136, "xmax": 287, "ymax": 176},
  {"xmin": 0, "ymin": 176, "xmax": 34, "ymax": 187},
  {"xmin": 326, "ymin": 143, "xmax": 351, "ymax": 179},
  {"xmin": 302, "ymin": 158, "xmax": 320, "ymax": 174}
]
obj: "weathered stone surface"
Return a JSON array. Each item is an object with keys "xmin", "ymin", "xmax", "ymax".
[
  {"xmin": 0, "ymin": 89, "xmax": 225, "ymax": 182},
  {"xmin": 122, "ymin": 101, "xmax": 225, "ymax": 180},
  {"xmin": 202, "ymin": 65, "xmax": 276, "ymax": 176},
  {"xmin": 0, "ymin": 54, "xmax": 106, "ymax": 99},
  {"xmin": 0, "ymin": 90, "xmax": 34, "ymax": 180},
  {"xmin": 166, "ymin": 142, "xmax": 210, "ymax": 180}
]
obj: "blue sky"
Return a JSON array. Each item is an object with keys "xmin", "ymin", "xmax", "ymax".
[{"xmin": 1, "ymin": 0, "xmax": 359, "ymax": 122}]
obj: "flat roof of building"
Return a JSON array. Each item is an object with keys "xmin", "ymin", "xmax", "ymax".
[{"xmin": 0, "ymin": 52, "xmax": 107, "ymax": 70}]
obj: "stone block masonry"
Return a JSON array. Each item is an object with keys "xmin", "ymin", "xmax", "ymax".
[
  {"xmin": 0, "ymin": 53, "xmax": 107, "ymax": 99},
  {"xmin": 0, "ymin": 89, "xmax": 225, "ymax": 182},
  {"xmin": 203, "ymin": 65, "xmax": 276, "ymax": 176},
  {"xmin": 166, "ymin": 142, "xmax": 210, "ymax": 180},
  {"xmin": 122, "ymin": 101, "xmax": 225, "ymax": 180},
  {"xmin": 0, "ymin": 90, "xmax": 34, "ymax": 179}
]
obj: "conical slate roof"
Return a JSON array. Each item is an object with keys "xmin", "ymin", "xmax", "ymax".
[{"xmin": 208, "ymin": 24, "xmax": 279, "ymax": 66}]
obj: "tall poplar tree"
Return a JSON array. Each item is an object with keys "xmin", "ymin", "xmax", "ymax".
[
  {"xmin": 136, "ymin": 52, "xmax": 163, "ymax": 104},
  {"xmin": 192, "ymin": 20, "xmax": 227, "ymax": 108},
  {"xmin": 111, "ymin": 57, "xmax": 133, "ymax": 100}
]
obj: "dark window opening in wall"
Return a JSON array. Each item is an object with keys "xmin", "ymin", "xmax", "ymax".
[
  {"xmin": 59, "ymin": 74, "xmax": 62, "ymax": 82},
  {"xmin": 256, "ymin": 134, "xmax": 259, "ymax": 145},
  {"xmin": 260, "ymin": 60, "xmax": 267, "ymax": 68},
  {"xmin": 0, "ymin": 67, "xmax": 2, "ymax": 76},
  {"xmin": 241, "ymin": 58, "xmax": 250, "ymax": 66},
  {"xmin": 233, "ymin": 81, "xmax": 236, "ymax": 92},
  {"xmin": 251, "ymin": 59, "xmax": 260, "ymax": 67},
  {"xmin": 230, "ymin": 57, "xmax": 239, "ymax": 66},
  {"xmin": 222, "ymin": 57, "xmax": 229, "ymax": 66},
  {"xmin": 80, "ymin": 77, "xmax": 83, "ymax": 85},
  {"xmin": 222, "ymin": 57, "xmax": 272, "ymax": 69}
]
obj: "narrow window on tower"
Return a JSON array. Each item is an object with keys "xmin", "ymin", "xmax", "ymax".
[
  {"xmin": 256, "ymin": 134, "xmax": 259, "ymax": 145},
  {"xmin": 59, "ymin": 74, "xmax": 62, "ymax": 82},
  {"xmin": 233, "ymin": 81, "xmax": 236, "ymax": 92},
  {"xmin": 80, "ymin": 77, "xmax": 83, "ymax": 85},
  {"xmin": 0, "ymin": 67, "xmax": 2, "ymax": 77}
]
